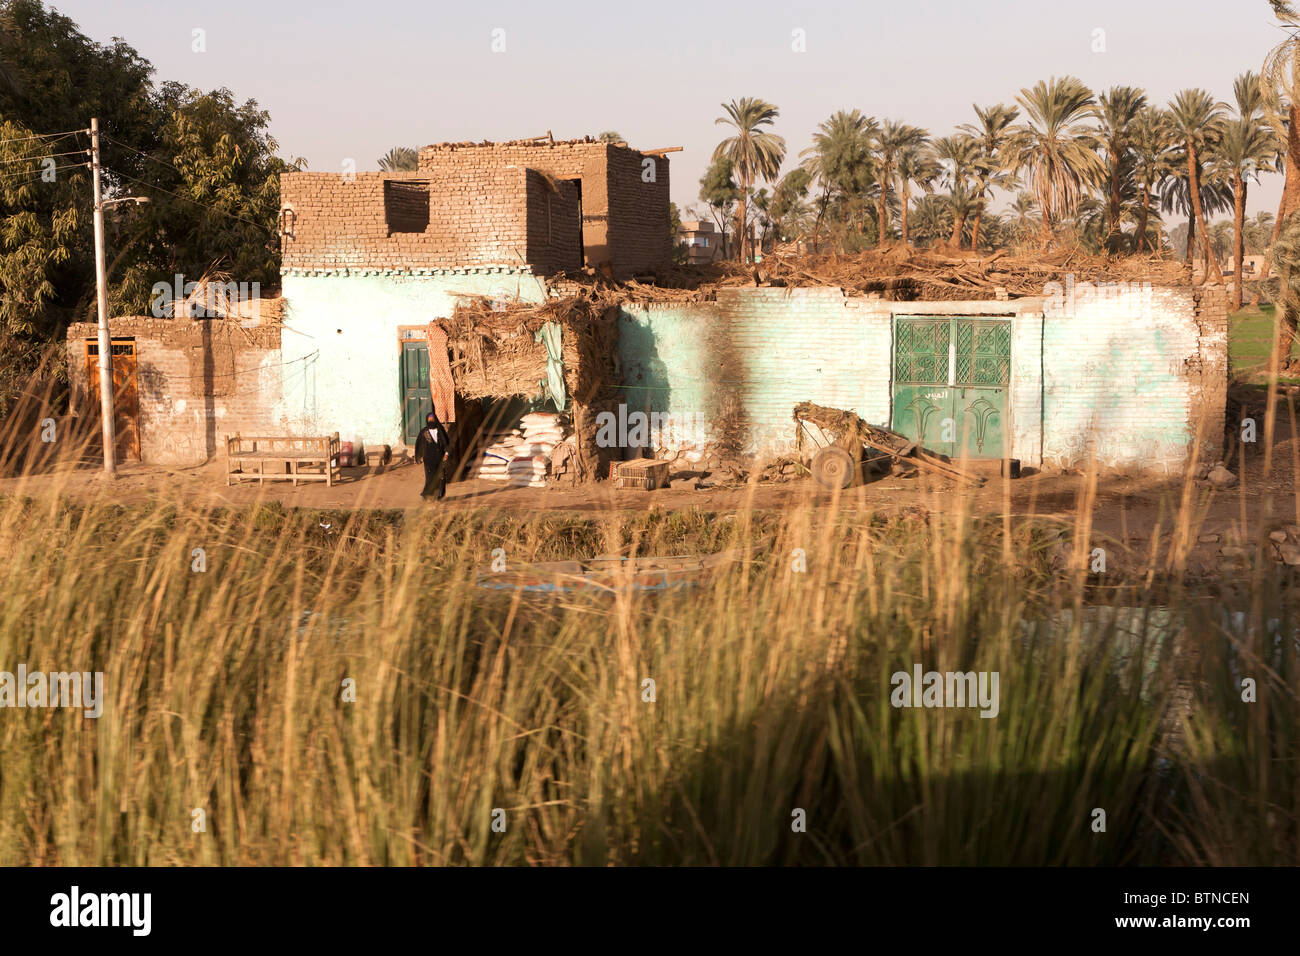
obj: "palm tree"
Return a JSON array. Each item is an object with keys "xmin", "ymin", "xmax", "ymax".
[
  {"xmin": 800, "ymin": 109, "xmax": 877, "ymax": 252},
  {"xmin": 873, "ymin": 120, "xmax": 928, "ymax": 244},
  {"xmin": 377, "ymin": 146, "xmax": 418, "ymax": 172},
  {"xmin": 1008, "ymin": 191, "xmax": 1042, "ymax": 247},
  {"xmin": 713, "ymin": 98, "xmax": 787, "ymax": 262},
  {"xmin": 933, "ymin": 134, "xmax": 982, "ymax": 248},
  {"xmin": 1093, "ymin": 86, "xmax": 1148, "ymax": 252},
  {"xmin": 1168, "ymin": 89, "xmax": 1229, "ymax": 283},
  {"xmin": 959, "ymin": 103, "xmax": 1019, "ymax": 252},
  {"xmin": 1006, "ymin": 76, "xmax": 1104, "ymax": 248},
  {"xmin": 1129, "ymin": 107, "xmax": 1174, "ymax": 253},
  {"xmin": 896, "ymin": 141, "xmax": 938, "ymax": 248},
  {"xmin": 1215, "ymin": 72, "xmax": 1278, "ymax": 308}
]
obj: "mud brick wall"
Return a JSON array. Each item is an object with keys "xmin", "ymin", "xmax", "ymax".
[
  {"xmin": 280, "ymin": 168, "xmax": 581, "ymax": 274},
  {"xmin": 525, "ymin": 173, "xmax": 582, "ymax": 276},
  {"xmin": 66, "ymin": 316, "xmax": 284, "ymax": 466},
  {"xmin": 605, "ymin": 147, "xmax": 671, "ymax": 276},
  {"xmin": 417, "ymin": 142, "xmax": 669, "ymax": 277}
]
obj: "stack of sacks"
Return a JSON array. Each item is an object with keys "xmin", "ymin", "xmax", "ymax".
[
  {"xmin": 507, "ymin": 413, "xmax": 568, "ymax": 487},
  {"xmin": 473, "ymin": 429, "xmax": 522, "ymax": 481},
  {"xmin": 507, "ymin": 455, "xmax": 548, "ymax": 488}
]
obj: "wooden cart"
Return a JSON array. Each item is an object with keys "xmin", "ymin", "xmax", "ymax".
[{"xmin": 793, "ymin": 402, "xmax": 985, "ymax": 490}]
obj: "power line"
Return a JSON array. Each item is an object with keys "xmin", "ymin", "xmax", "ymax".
[
  {"xmin": 0, "ymin": 163, "xmax": 88, "ymax": 189},
  {"xmin": 0, "ymin": 127, "xmax": 90, "ymax": 146},
  {"xmin": 104, "ymin": 166, "xmax": 274, "ymax": 233},
  {"xmin": 101, "ymin": 134, "xmax": 188, "ymax": 180},
  {"xmin": 0, "ymin": 149, "xmax": 89, "ymax": 166}
]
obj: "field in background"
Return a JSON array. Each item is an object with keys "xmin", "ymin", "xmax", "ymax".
[{"xmin": 1229, "ymin": 304, "xmax": 1300, "ymax": 380}]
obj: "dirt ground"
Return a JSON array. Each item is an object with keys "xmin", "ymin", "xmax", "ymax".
[{"xmin": 5, "ymin": 440, "xmax": 1297, "ymax": 574}]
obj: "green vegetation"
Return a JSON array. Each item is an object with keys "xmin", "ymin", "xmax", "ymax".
[{"xmin": 1228, "ymin": 304, "xmax": 1300, "ymax": 377}]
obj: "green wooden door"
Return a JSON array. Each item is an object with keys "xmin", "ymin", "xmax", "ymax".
[
  {"xmin": 401, "ymin": 341, "xmax": 432, "ymax": 445},
  {"xmin": 892, "ymin": 316, "xmax": 1010, "ymax": 459}
]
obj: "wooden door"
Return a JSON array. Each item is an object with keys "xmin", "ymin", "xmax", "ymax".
[
  {"xmin": 84, "ymin": 338, "xmax": 141, "ymax": 461},
  {"xmin": 400, "ymin": 341, "xmax": 432, "ymax": 446}
]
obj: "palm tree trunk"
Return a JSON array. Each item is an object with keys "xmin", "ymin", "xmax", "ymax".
[
  {"xmin": 1187, "ymin": 148, "xmax": 1223, "ymax": 284},
  {"xmin": 1136, "ymin": 185, "xmax": 1152, "ymax": 253},
  {"xmin": 901, "ymin": 183, "xmax": 912, "ymax": 247},
  {"xmin": 877, "ymin": 174, "xmax": 889, "ymax": 246},
  {"xmin": 971, "ymin": 194, "xmax": 983, "ymax": 253},
  {"xmin": 1272, "ymin": 104, "xmax": 1300, "ymax": 367},
  {"xmin": 1107, "ymin": 168, "xmax": 1122, "ymax": 253},
  {"xmin": 735, "ymin": 190, "xmax": 747, "ymax": 263},
  {"xmin": 1039, "ymin": 190, "xmax": 1053, "ymax": 248},
  {"xmin": 1232, "ymin": 171, "xmax": 1246, "ymax": 311}
]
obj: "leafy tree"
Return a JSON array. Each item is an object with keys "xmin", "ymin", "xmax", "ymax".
[
  {"xmin": 1007, "ymin": 76, "xmax": 1104, "ymax": 247},
  {"xmin": 377, "ymin": 146, "xmax": 418, "ymax": 171},
  {"xmin": 1167, "ymin": 88, "xmax": 1230, "ymax": 282},
  {"xmin": 1213, "ymin": 72, "xmax": 1277, "ymax": 308},
  {"xmin": 873, "ymin": 120, "xmax": 928, "ymax": 243},
  {"xmin": 698, "ymin": 157, "xmax": 740, "ymax": 258},
  {"xmin": 1092, "ymin": 86, "xmax": 1148, "ymax": 252},
  {"xmin": 597, "ymin": 131, "xmax": 624, "ymax": 144},
  {"xmin": 959, "ymin": 103, "xmax": 1018, "ymax": 252},
  {"xmin": 800, "ymin": 109, "xmax": 877, "ymax": 252},
  {"xmin": 1129, "ymin": 107, "xmax": 1174, "ymax": 252},
  {"xmin": 896, "ymin": 140, "xmax": 939, "ymax": 248},
  {"xmin": 712, "ymin": 98, "xmax": 786, "ymax": 262},
  {"xmin": 933, "ymin": 134, "xmax": 982, "ymax": 248}
]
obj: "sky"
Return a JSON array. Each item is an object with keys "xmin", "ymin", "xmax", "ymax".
[{"xmin": 54, "ymin": 0, "xmax": 1287, "ymax": 221}]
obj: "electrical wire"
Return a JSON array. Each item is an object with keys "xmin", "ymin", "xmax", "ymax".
[
  {"xmin": 0, "ymin": 149, "xmax": 89, "ymax": 165},
  {"xmin": 0, "ymin": 127, "xmax": 90, "ymax": 146},
  {"xmin": 104, "ymin": 166, "xmax": 274, "ymax": 233}
]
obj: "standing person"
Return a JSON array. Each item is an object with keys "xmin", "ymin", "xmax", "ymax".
[{"xmin": 414, "ymin": 411, "xmax": 450, "ymax": 501}]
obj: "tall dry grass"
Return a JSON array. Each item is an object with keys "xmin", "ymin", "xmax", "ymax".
[{"xmin": 0, "ymin": 361, "xmax": 1295, "ymax": 865}]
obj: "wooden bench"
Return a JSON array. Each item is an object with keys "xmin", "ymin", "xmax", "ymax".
[{"xmin": 225, "ymin": 433, "xmax": 340, "ymax": 487}]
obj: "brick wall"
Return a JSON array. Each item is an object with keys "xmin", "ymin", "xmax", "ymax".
[
  {"xmin": 525, "ymin": 172, "xmax": 583, "ymax": 277},
  {"xmin": 66, "ymin": 317, "xmax": 283, "ymax": 466},
  {"xmin": 417, "ymin": 141, "xmax": 669, "ymax": 276},
  {"xmin": 280, "ymin": 167, "xmax": 581, "ymax": 274},
  {"xmin": 618, "ymin": 286, "xmax": 1225, "ymax": 473}
]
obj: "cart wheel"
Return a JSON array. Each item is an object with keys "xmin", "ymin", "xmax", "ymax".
[{"xmin": 812, "ymin": 447, "xmax": 855, "ymax": 489}]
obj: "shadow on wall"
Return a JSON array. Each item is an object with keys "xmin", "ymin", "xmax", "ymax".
[{"xmin": 618, "ymin": 312, "xmax": 672, "ymax": 422}]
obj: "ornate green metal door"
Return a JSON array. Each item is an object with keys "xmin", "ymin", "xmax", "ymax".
[
  {"xmin": 893, "ymin": 317, "xmax": 955, "ymax": 456},
  {"xmin": 893, "ymin": 316, "xmax": 1010, "ymax": 459}
]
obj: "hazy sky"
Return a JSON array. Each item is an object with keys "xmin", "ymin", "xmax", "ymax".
[{"xmin": 55, "ymin": 0, "xmax": 1286, "ymax": 220}]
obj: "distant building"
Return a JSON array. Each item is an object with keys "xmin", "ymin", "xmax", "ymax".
[
  {"xmin": 1224, "ymin": 254, "xmax": 1267, "ymax": 278},
  {"xmin": 677, "ymin": 220, "xmax": 722, "ymax": 264}
]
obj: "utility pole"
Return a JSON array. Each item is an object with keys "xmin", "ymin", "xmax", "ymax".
[{"xmin": 90, "ymin": 117, "xmax": 116, "ymax": 477}]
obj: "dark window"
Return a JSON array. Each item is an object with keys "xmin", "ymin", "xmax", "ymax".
[{"xmin": 384, "ymin": 181, "xmax": 431, "ymax": 234}]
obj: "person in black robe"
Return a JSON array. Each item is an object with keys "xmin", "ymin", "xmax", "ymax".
[{"xmin": 414, "ymin": 410, "xmax": 450, "ymax": 501}]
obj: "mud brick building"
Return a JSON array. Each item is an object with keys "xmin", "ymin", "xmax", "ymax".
[
  {"xmin": 274, "ymin": 136, "xmax": 672, "ymax": 451},
  {"xmin": 65, "ymin": 315, "xmax": 284, "ymax": 465}
]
